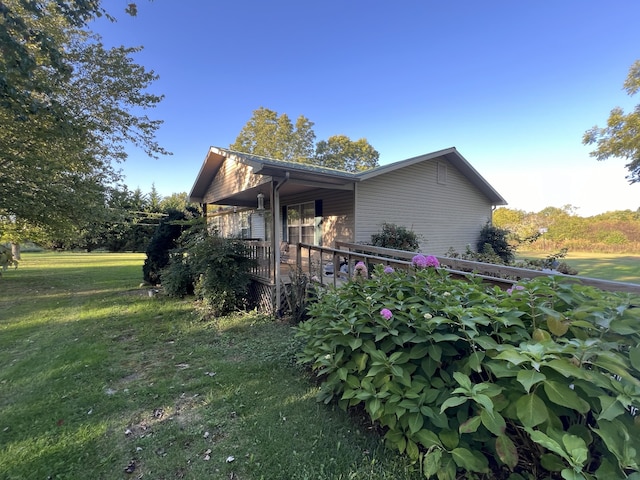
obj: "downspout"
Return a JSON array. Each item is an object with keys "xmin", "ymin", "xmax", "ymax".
[{"xmin": 272, "ymin": 172, "xmax": 290, "ymax": 314}]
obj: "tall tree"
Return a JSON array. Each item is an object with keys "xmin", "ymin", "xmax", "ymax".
[
  {"xmin": 314, "ymin": 135, "xmax": 379, "ymax": 172},
  {"xmin": 583, "ymin": 60, "xmax": 640, "ymax": 182},
  {"xmin": 0, "ymin": 1, "xmax": 166, "ymax": 241},
  {"xmin": 231, "ymin": 108, "xmax": 380, "ymax": 172},
  {"xmin": 230, "ymin": 107, "xmax": 315, "ymax": 162}
]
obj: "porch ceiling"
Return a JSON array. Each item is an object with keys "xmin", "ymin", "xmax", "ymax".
[{"xmin": 208, "ymin": 182, "xmax": 349, "ymax": 208}]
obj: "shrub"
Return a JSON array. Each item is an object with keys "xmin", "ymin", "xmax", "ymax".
[
  {"xmin": 162, "ymin": 223, "xmax": 256, "ymax": 316},
  {"xmin": 143, "ymin": 209, "xmax": 191, "ymax": 285},
  {"xmin": 477, "ymin": 223, "xmax": 514, "ymax": 263},
  {"xmin": 371, "ymin": 223, "xmax": 421, "ymax": 252},
  {"xmin": 297, "ymin": 264, "xmax": 640, "ymax": 479}
]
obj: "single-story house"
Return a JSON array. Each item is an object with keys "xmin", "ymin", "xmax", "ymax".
[{"xmin": 188, "ymin": 146, "xmax": 507, "ymax": 309}]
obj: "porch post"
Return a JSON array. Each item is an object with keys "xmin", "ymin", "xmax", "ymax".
[
  {"xmin": 271, "ymin": 180, "xmax": 281, "ymax": 312},
  {"xmin": 271, "ymin": 173, "xmax": 289, "ymax": 314}
]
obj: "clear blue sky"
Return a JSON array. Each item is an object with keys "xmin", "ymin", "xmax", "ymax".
[{"xmin": 92, "ymin": 1, "xmax": 640, "ymax": 217}]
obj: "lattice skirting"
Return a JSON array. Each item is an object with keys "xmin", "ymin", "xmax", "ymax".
[{"xmin": 247, "ymin": 280, "xmax": 276, "ymax": 314}]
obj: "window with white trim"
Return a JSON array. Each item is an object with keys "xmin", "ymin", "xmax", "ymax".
[{"xmin": 286, "ymin": 202, "xmax": 316, "ymax": 245}]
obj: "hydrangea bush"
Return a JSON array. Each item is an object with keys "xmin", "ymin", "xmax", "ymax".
[{"xmin": 296, "ymin": 261, "xmax": 640, "ymax": 479}]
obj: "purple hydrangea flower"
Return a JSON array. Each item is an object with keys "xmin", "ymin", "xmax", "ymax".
[
  {"xmin": 380, "ymin": 308, "xmax": 393, "ymax": 320},
  {"xmin": 383, "ymin": 266, "xmax": 394, "ymax": 274},
  {"xmin": 412, "ymin": 254, "xmax": 428, "ymax": 268},
  {"xmin": 425, "ymin": 255, "xmax": 440, "ymax": 268}
]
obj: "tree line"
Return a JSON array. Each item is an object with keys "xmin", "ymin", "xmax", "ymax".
[
  {"xmin": 493, "ymin": 205, "xmax": 640, "ymax": 253},
  {"xmin": 1, "ymin": 186, "xmax": 196, "ymax": 256}
]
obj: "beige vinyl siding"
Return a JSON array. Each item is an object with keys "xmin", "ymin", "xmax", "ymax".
[
  {"xmin": 355, "ymin": 159, "xmax": 493, "ymax": 255},
  {"xmin": 280, "ymin": 189, "xmax": 354, "ymax": 247},
  {"xmin": 202, "ymin": 158, "xmax": 266, "ymax": 204},
  {"xmin": 321, "ymin": 190, "xmax": 355, "ymax": 246}
]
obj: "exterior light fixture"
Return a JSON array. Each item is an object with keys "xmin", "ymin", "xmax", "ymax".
[{"xmin": 257, "ymin": 193, "xmax": 265, "ymax": 211}]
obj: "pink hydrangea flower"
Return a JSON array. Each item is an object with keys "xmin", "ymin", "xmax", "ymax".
[
  {"xmin": 412, "ymin": 254, "xmax": 439, "ymax": 268},
  {"xmin": 507, "ymin": 285, "xmax": 525, "ymax": 295},
  {"xmin": 353, "ymin": 261, "xmax": 368, "ymax": 279},
  {"xmin": 425, "ymin": 255, "xmax": 440, "ymax": 268},
  {"xmin": 380, "ymin": 308, "xmax": 393, "ymax": 320}
]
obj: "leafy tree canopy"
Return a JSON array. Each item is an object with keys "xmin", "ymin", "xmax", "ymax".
[
  {"xmin": 231, "ymin": 107, "xmax": 380, "ymax": 172},
  {"xmin": 230, "ymin": 107, "xmax": 316, "ymax": 162},
  {"xmin": 0, "ymin": 0, "xmax": 166, "ymax": 240},
  {"xmin": 583, "ymin": 60, "xmax": 640, "ymax": 182},
  {"xmin": 315, "ymin": 134, "xmax": 379, "ymax": 172}
]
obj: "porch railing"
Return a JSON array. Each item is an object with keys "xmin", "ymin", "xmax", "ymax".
[
  {"xmin": 245, "ymin": 241, "xmax": 273, "ymax": 283},
  {"xmin": 294, "ymin": 242, "xmax": 640, "ymax": 295}
]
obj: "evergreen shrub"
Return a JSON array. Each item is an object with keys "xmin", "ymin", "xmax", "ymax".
[
  {"xmin": 371, "ymin": 223, "xmax": 421, "ymax": 252},
  {"xmin": 143, "ymin": 209, "xmax": 190, "ymax": 285},
  {"xmin": 477, "ymin": 223, "xmax": 514, "ymax": 263},
  {"xmin": 297, "ymin": 262, "xmax": 640, "ymax": 479}
]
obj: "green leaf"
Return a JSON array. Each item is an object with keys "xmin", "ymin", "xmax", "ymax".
[
  {"xmin": 348, "ymin": 336, "xmax": 363, "ymax": 350},
  {"xmin": 438, "ymin": 452, "xmax": 457, "ymax": 480},
  {"xmin": 468, "ymin": 351, "xmax": 485, "ymax": 373},
  {"xmin": 495, "ymin": 435, "xmax": 518, "ymax": 470},
  {"xmin": 440, "ymin": 396, "xmax": 467, "ymax": 413},
  {"xmin": 408, "ymin": 412, "xmax": 423, "ymax": 434},
  {"xmin": 561, "ymin": 468, "xmax": 586, "ymax": 480},
  {"xmin": 481, "ymin": 408, "xmax": 506, "ymax": 436},
  {"xmin": 438, "ymin": 429, "xmax": 459, "ymax": 450},
  {"xmin": 544, "ymin": 359, "xmax": 588, "ymax": 379},
  {"xmin": 458, "ymin": 415, "xmax": 481, "ymax": 434},
  {"xmin": 517, "ymin": 370, "xmax": 546, "ymax": 393},
  {"xmin": 428, "ymin": 343, "xmax": 442, "ymax": 362},
  {"xmin": 414, "ymin": 429, "xmax": 442, "ymax": 448},
  {"xmin": 543, "ymin": 380, "xmax": 590, "ymax": 413},
  {"xmin": 562, "ymin": 434, "xmax": 588, "ymax": 468},
  {"xmin": 453, "ymin": 371, "xmax": 472, "ymax": 390},
  {"xmin": 516, "ymin": 393, "xmax": 548, "ymax": 428},
  {"xmin": 424, "ymin": 448, "xmax": 442, "ymax": 478},
  {"xmin": 406, "ymin": 438, "xmax": 420, "ymax": 460},
  {"xmin": 495, "ymin": 349, "xmax": 529, "ymax": 365},
  {"xmin": 630, "ymin": 346, "xmax": 640, "ymax": 373},
  {"xmin": 367, "ymin": 398, "xmax": 382, "ymax": 418},
  {"xmin": 408, "ymin": 344, "xmax": 430, "ymax": 360},
  {"xmin": 597, "ymin": 395, "xmax": 626, "ymax": 421},
  {"xmin": 540, "ymin": 453, "xmax": 566, "ymax": 472},
  {"xmin": 471, "ymin": 393, "xmax": 494, "ymax": 413},
  {"xmin": 353, "ymin": 352, "xmax": 369, "ymax": 372},
  {"xmin": 451, "ymin": 447, "xmax": 489, "ymax": 473},
  {"xmin": 526, "ymin": 428, "xmax": 570, "ymax": 461},
  {"xmin": 485, "ymin": 360, "xmax": 519, "ymax": 378}
]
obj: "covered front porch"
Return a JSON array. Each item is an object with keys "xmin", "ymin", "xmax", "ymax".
[{"xmin": 189, "ymin": 148, "xmax": 357, "ymax": 313}]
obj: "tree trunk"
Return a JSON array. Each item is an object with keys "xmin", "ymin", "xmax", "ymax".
[{"xmin": 11, "ymin": 242, "xmax": 21, "ymax": 260}]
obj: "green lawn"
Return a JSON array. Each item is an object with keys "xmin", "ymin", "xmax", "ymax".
[
  {"xmin": 518, "ymin": 250, "xmax": 640, "ymax": 284},
  {"xmin": 0, "ymin": 253, "xmax": 418, "ymax": 480}
]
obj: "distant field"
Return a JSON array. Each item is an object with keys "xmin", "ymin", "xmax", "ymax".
[{"xmin": 518, "ymin": 250, "xmax": 640, "ymax": 285}]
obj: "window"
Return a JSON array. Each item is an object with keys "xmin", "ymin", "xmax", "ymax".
[{"xmin": 287, "ymin": 202, "xmax": 316, "ymax": 245}]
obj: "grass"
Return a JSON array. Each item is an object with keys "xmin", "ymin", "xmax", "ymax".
[
  {"xmin": 0, "ymin": 253, "xmax": 419, "ymax": 480},
  {"xmin": 517, "ymin": 250, "xmax": 640, "ymax": 284}
]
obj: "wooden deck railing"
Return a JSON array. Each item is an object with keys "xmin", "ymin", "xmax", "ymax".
[
  {"xmin": 245, "ymin": 241, "xmax": 273, "ymax": 283},
  {"xmin": 292, "ymin": 241, "xmax": 640, "ymax": 295}
]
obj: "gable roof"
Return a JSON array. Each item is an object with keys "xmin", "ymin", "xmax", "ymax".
[
  {"xmin": 355, "ymin": 147, "xmax": 507, "ymax": 205},
  {"xmin": 189, "ymin": 146, "xmax": 507, "ymax": 206}
]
